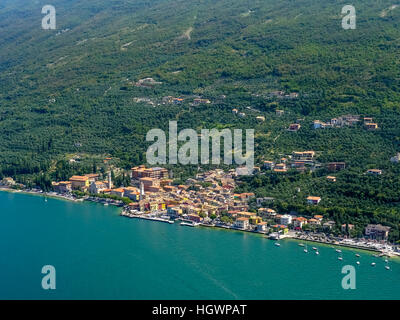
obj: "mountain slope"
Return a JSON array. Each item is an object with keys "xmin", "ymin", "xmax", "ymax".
[{"xmin": 1, "ymin": 0, "xmax": 400, "ymax": 172}]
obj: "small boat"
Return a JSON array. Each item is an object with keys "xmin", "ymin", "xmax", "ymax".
[
  {"xmin": 315, "ymin": 251, "xmax": 319, "ymax": 255},
  {"xmin": 274, "ymin": 243, "xmax": 281, "ymax": 247},
  {"xmin": 304, "ymin": 249, "xmax": 308, "ymax": 253},
  {"xmin": 298, "ymin": 243, "xmax": 305, "ymax": 247},
  {"xmin": 335, "ymin": 249, "xmax": 342, "ymax": 253},
  {"xmin": 180, "ymin": 222, "xmax": 195, "ymax": 227},
  {"xmin": 385, "ymin": 266, "xmax": 390, "ymax": 270},
  {"xmin": 355, "ymin": 254, "xmax": 360, "ymax": 258},
  {"xmin": 104, "ymin": 203, "xmax": 109, "ymax": 206},
  {"xmin": 356, "ymin": 261, "xmax": 360, "ymax": 265},
  {"xmin": 371, "ymin": 262, "xmax": 376, "ymax": 266},
  {"xmin": 312, "ymin": 247, "xmax": 317, "ymax": 251},
  {"xmin": 338, "ymin": 257, "xmax": 343, "ymax": 261},
  {"xmin": 384, "ymin": 259, "xmax": 388, "ymax": 263}
]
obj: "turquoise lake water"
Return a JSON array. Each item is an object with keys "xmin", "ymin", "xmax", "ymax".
[{"xmin": 0, "ymin": 191, "xmax": 399, "ymax": 300}]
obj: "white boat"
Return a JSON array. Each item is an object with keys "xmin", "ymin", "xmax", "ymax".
[
  {"xmin": 371, "ymin": 262, "xmax": 376, "ymax": 266},
  {"xmin": 304, "ymin": 243, "xmax": 308, "ymax": 253},
  {"xmin": 312, "ymin": 247, "xmax": 317, "ymax": 251},
  {"xmin": 315, "ymin": 251, "xmax": 319, "ymax": 255},
  {"xmin": 338, "ymin": 256, "xmax": 343, "ymax": 261},
  {"xmin": 355, "ymin": 254, "xmax": 360, "ymax": 257},
  {"xmin": 356, "ymin": 261, "xmax": 360, "ymax": 265},
  {"xmin": 335, "ymin": 249, "xmax": 342, "ymax": 253},
  {"xmin": 275, "ymin": 243, "xmax": 281, "ymax": 247},
  {"xmin": 298, "ymin": 243, "xmax": 305, "ymax": 247},
  {"xmin": 384, "ymin": 259, "xmax": 388, "ymax": 263},
  {"xmin": 385, "ymin": 265, "xmax": 390, "ymax": 270},
  {"xmin": 104, "ymin": 203, "xmax": 109, "ymax": 206},
  {"xmin": 180, "ymin": 222, "xmax": 199, "ymax": 227}
]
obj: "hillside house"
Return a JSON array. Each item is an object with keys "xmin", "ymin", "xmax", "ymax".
[
  {"xmin": 365, "ymin": 224, "xmax": 391, "ymax": 241},
  {"xmin": 327, "ymin": 162, "xmax": 346, "ymax": 172},
  {"xmin": 367, "ymin": 169, "xmax": 382, "ymax": 175},
  {"xmin": 307, "ymin": 196, "xmax": 321, "ymax": 205},
  {"xmin": 288, "ymin": 123, "xmax": 301, "ymax": 131}
]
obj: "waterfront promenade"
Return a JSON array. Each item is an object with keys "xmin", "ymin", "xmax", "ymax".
[{"xmin": 2, "ymin": 186, "xmax": 398, "ymax": 257}]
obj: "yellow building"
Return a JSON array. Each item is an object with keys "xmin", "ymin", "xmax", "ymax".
[
  {"xmin": 250, "ymin": 216, "xmax": 263, "ymax": 225},
  {"xmin": 69, "ymin": 176, "xmax": 90, "ymax": 190},
  {"xmin": 237, "ymin": 211, "xmax": 254, "ymax": 219}
]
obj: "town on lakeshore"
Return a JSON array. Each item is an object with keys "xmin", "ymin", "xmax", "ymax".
[{"xmin": 1, "ymin": 158, "xmax": 398, "ymax": 258}]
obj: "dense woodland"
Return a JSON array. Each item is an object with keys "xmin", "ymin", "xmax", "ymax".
[{"xmin": 1, "ymin": 0, "xmax": 400, "ymax": 240}]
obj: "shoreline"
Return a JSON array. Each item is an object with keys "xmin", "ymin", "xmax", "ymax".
[
  {"xmin": 2, "ymin": 187, "xmax": 399, "ymax": 259},
  {"xmin": 0, "ymin": 187, "xmax": 79, "ymax": 203},
  {"xmin": 0, "ymin": 187, "xmax": 124, "ymax": 207}
]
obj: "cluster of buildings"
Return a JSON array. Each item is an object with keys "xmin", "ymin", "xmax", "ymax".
[
  {"xmin": 313, "ymin": 115, "xmax": 379, "ymax": 130},
  {"xmin": 126, "ymin": 168, "xmax": 257, "ymax": 223},
  {"xmin": 0, "ymin": 177, "xmax": 24, "ymax": 189},
  {"xmin": 268, "ymin": 91, "xmax": 299, "ymax": 99},
  {"xmin": 134, "ymin": 77, "xmax": 162, "ymax": 88},
  {"xmin": 162, "ymin": 96, "xmax": 184, "ymax": 105},
  {"xmin": 250, "ymin": 209, "xmax": 392, "ymax": 241},
  {"xmin": 52, "ymin": 173, "xmax": 114, "ymax": 195},
  {"xmin": 263, "ymin": 150, "xmax": 348, "ymax": 178},
  {"xmin": 246, "ymin": 210, "xmax": 333, "ymax": 234},
  {"xmin": 1, "ymin": 177, "xmax": 16, "ymax": 187},
  {"xmin": 231, "ymin": 108, "xmax": 265, "ymax": 121},
  {"xmin": 161, "ymin": 96, "xmax": 212, "ymax": 106},
  {"xmin": 192, "ymin": 98, "xmax": 211, "ymax": 105},
  {"xmin": 263, "ymin": 151, "xmax": 317, "ymax": 173}
]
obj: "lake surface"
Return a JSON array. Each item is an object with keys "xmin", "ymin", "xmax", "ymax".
[{"xmin": 0, "ymin": 191, "xmax": 399, "ymax": 300}]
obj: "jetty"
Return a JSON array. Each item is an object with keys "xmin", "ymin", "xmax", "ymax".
[{"xmin": 120, "ymin": 210, "xmax": 174, "ymax": 224}]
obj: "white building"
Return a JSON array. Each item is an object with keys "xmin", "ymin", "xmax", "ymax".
[
  {"xmin": 89, "ymin": 181, "xmax": 107, "ymax": 194},
  {"xmin": 235, "ymin": 218, "xmax": 249, "ymax": 229},
  {"xmin": 280, "ymin": 214, "xmax": 293, "ymax": 226},
  {"xmin": 390, "ymin": 153, "xmax": 400, "ymax": 163}
]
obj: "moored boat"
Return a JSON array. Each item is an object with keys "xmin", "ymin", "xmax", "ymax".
[{"xmin": 180, "ymin": 221, "xmax": 200, "ymax": 227}]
